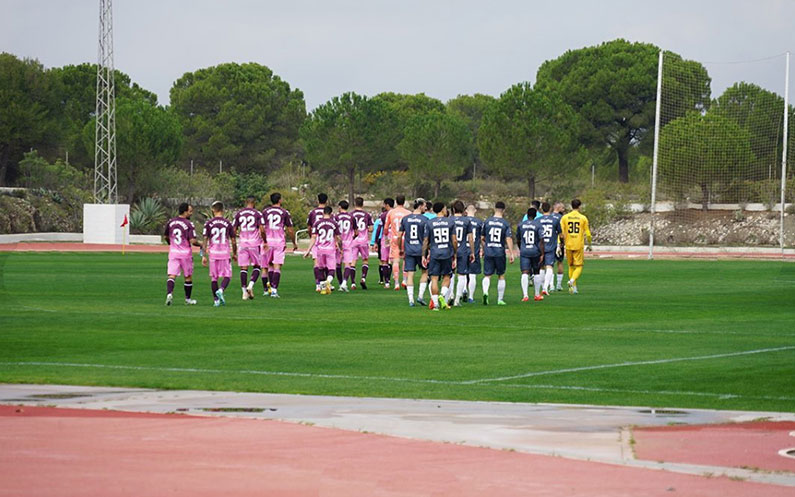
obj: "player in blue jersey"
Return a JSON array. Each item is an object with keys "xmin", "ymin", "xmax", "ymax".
[
  {"xmin": 517, "ymin": 207, "xmax": 545, "ymax": 302},
  {"xmin": 422, "ymin": 202, "xmax": 458, "ymax": 311},
  {"xmin": 399, "ymin": 198, "xmax": 430, "ymax": 306},
  {"xmin": 451, "ymin": 201, "xmax": 475, "ymax": 306},
  {"xmin": 537, "ymin": 202, "xmax": 563, "ymax": 295},
  {"xmin": 464, "ymin": 204, "xmax": 484, "ymax": 303},
  {"xmin": 552, "ymin": 202, "xmax": 566, "ymax": 291},
  {"xmin": 481, "ymin": 201, "xmax": 515, "ymax": 306}
]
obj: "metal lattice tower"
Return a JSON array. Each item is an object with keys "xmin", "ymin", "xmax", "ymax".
[{"xmin": 94, "ymin": 0, "xmax": 117, "ymax": 204}]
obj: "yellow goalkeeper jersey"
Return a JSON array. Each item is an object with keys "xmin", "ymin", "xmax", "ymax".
[{"xmin": 560, "ymin": 210, "xmax": 591, "ymax": 250}]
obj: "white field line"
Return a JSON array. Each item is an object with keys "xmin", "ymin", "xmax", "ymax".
[
  {"xmin": 501, "ymin": 383, "xmax": 795, "ymax": 402},
  {"xmin": 461, "ymin": 346, "xmax": 795, "ymax": 384}
]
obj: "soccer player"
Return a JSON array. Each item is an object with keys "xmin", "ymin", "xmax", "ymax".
[
  {"xmin": 521, "ymin": 200, "xmax": 544, "ymax": 222},
  {"xmin": 233, "ymin": 196, "xmax": 266, "ymax": 301},
  {"xmin": 464, "ymin": 204, "xmax": 483, "ymax": 303},
  {"xmin": 481, "ymin": 201, "xmax": 515, "ymax": 306},
  {"xmin": 537, "ymin": 202, "xmax": 562, "ymax": 295},
  {"xmin": 422, "ymin": 202, "xmax": 458, "ymax": 311},
  {"xmin": 399, "ymin": 198, "xmax": 430, "ymax": 306},
  {"xmin": 423, "ymin": 201, "xmax": 435, "ymax": 220},
  {"xmin": 552, "ymin": 202, "xmax": 567, "ymax": 291},
  {"xmin": 262, "ymin": 192, "xmax": 297, "ymax": 298},
  {"xmin": 370, "ymin": 207, "xmax": 385, "ymax": 285},
  {"xmin": 201, "ymin": 201, "xmax": 237, "ymax": 307},
  {"xmin": 351, "ymin": 197, "xmax": 373, "ymax": 289},
  {"xmin": 560, "ymin": 198, "xmax": 592, "ymax": 294},
  {"xmin": 452, "ymin": 200, "xmax": 475, "ymax": 306},
  {"xmin": 334, "ymin": 200, "xmax": 358, "ymax": 292},
  {"xmin": 306, "ymin": 193, "xmax": 329, "ymax": 288},
  {"xmin": 378, "ymin": 198, "xmax": 394, "ymax": 288},
  {"xmin": 164, "ymin": 203, "xmax": 200, "ymax": 306},
  {"xmin": 384, "ymin": 194, "xmax": 411, "ymax": 290},
  {"xmin": 304, "ymin": 206, "xmax": 342, "ymax": 294},
  {"xmin": 517, "ymin": 207, "xmax": 545, "ymax": 302}
]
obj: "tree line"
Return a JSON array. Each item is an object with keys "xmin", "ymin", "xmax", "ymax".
[{"xmin": 1, "ymin": 38, "xmax": 792, "ymax": 206}]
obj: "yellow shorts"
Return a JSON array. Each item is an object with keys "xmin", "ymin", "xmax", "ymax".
[{"xmin": 566, "ymin": 248, "xmax": 584, "ymax": 267}]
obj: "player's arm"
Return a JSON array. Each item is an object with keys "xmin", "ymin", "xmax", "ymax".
[
  {"xmin": 506, "ymin": 236, "xmax": 515, "ymax": 264},
  {"xmin": 303, "ymin": 234, "xmax": 317, "ymax": 258},
  {"xmin": 539, "ymin": 235, "xmax": 545, "ymax": 259},
  {"xmin": 287, "ymin": 226, "xmax": 297, "ymax": 250},
  {"xmin": 230, "ymin": 232, "xmax": 238, "ymax": 261},
  {"xmin": 421, "ymin": 235, "xmax": 430, "ymax": 266},
  {"xmin": 584, "ymin": 218, "xmax": 592, "ymax": 251},
  {"xmin": 467, "ymin": 231, "xmax": 475, "ymax": 263},
  {"xmin": 163, "ymin": 224, "xmax": 170, "ymax": 245},
  {"xmin": 335, "ymin": 234, "xmax": 343, "ymax": 253}
]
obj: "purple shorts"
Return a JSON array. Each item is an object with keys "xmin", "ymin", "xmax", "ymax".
[
  {"xmin": 353, "ymin": 242, "xmax": 369, "ymax": 262},
  {"xmin": 264, "ymin": 244, "xmax": 286, "ymax": 266},
  {"xmin": 209, "ymin": 258, "xmax": 232, "ymax": 280},
  {"xmin": 237, "ymin": 246, "xmax": 261, "ymax": 267},
  {"xmin": 379, "ymin": 239, "xmax": 390, "ymax": 262},
  {"xmin": 167, "ymin": 257, "xmax": 193, "ymax": 277},
  {"xmin": 315, "ymin": 250, "xmax": 337, "ymax": 270}
]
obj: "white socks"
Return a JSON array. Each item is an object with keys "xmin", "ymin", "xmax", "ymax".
[
  {"xmin": 497, "ymin": 279, "xmax": 506, "ymax": 302},
  {"xmin": 533, "ymin": 274, "xmax": 543, "ymax": 296},
  {"xmin": 468, "ymin": 276, "xmax": 477, "ymax": 300},
  {"xmin": 407, "ymin": 285, "xmax": 414, "ymax": 304},
  {"xmin": 455, "ymin": 276, "xmax": 466, "ymax": 303},
  {"xmin": 544, "ymin": 268, "xmax": 554, "ymax": 291},
  {"xmin": 431, "ymin": 294, "xmax": 439, "ymax": 307},
  {"xmin": 482, "ymin": 276, "xmax": 491, "ymax": 297},
  {"xmin": 557, "ymin": 273, "xmax": 563, "ymax": 288},
  {"xmin": 521, "ymin": 273, "xmax": 529, "ymax": 298},
  {"xmin": 418, "ymin": 281, "xmax": 428, "ymax": 300}
]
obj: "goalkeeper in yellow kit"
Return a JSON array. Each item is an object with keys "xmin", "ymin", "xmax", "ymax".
[{"xmin": 559, "ymin": 199, "xmax": 591, "ymax": 294}]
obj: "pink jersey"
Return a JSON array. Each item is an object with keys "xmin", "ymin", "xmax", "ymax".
[
  {"xmin": 311, "ymin": 218, "xmax": 339, "ymax": 252},
  {"xmin": 164, "ymin": 217, "xmax": 196, "ymax": 259},
  {"xmin": 233, "ymin": 208, "xmax": 264, "ymax": 249},
  {"xmin": 351, "ymin": 209, "xmax": 372, "ymax": 245},
  {"xmin": 262, "ymin": 205, "xmax": 293, "ymax": 247},
  {"xmin": 203, "ymin": 217, "xmax": 235, "ymax": 260},
  {"xmin": 334, "ymin": 212, "xmax": 356, "ymax": 247},
  {"xmin": 306, "ymin": 207, "xmax": 325, "ymax": 229}
]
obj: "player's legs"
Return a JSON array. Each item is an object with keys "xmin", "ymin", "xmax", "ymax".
[
  {"xmin": 357, "ymin": 244, "xmax": 370, "ymax": 288},
  {"xmin": 440, "ymin": 272, "xmax": 452, "ymax": 309},
  {"xmin": 181, "ymin": 258, "xmax": 195, "ymax": 304},
  {"xmin": 496, "ymin": 257, "xmax": 507, "ymax": 304},
  {"xmin": 404, "ymin": 255, "xmax": 418, "ymax": 305},
  {"xmin": 454, "ymin": 264, "xmax": 468, "ymax": 306},
  {"xmin": 532, "ymin": 258, "xmax": 543, "ymax": 300},
  {"xmin": 429, "ymin": 275, "xmax": 441, "ymax": 310},
  {"xmin": 556, "ymin": 247, "xmax": 566, "ymax": 291}
]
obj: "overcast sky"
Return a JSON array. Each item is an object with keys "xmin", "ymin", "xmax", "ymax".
[{"xmin": 2, "ymin": 0, "xmax": 794, "ymax": 110}]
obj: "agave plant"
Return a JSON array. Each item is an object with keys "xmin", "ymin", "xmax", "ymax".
[{"xmin": 130, "ymin": 198, "xmax": 167, "ymax": 234}]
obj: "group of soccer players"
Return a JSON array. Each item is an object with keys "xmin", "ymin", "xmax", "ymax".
[{"xmin": 163, "ymin": 192, "xmax": 592, "ymax": 308}]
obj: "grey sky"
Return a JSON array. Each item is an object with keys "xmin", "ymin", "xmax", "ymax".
[{"xmin": 2, "ymin": 0, "xmax": 793, "ymax": 110}]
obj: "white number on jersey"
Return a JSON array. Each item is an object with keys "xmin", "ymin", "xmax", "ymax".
[
  {"xmin": 433, "ymin": 228, "xmax": 449, "ymax": 244},
  {"xmin": 542, "ymin": 224, "xmax": 553, "ymax": 240},
  {"xmin": 455, "ymin": 226, "xmax": 464, "ymax": 241},
  {"xmin": 523, "ymin": 229, "xmax": 535, "ymax": 246},
  {"xmin": 211, "ymin": 227, "xmax": 227, "ymax": 245},
  {"xmin": 241, "ymin": 215, "xmax": 256, "ymax": 232},
  {"xmin": 318, "ymin": 228, "xmax": 333, "ymax": 244},
  {"xmin": 489, "ymin": 227, "xmax": 502, "ymax": 243},
  {"xmin": 357, "ymin": 218, "xmax": 366, "ymax": 232},
  {"xmin": 409, "ymin": 224, "xmax": 419, "ymax": 241},
  {"xmin": 340, "ymin": 219, "xmax": 351, "ymax": 233},
  {"xmin": 268, "ymin": 213, "xmax": 282, "ymax": 230},
  {"xmin": 171, "ymin": 228, "xmax": 183, "ymax": 245}
]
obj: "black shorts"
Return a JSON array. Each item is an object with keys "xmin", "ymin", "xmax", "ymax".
[
  {"xmin": 483, "ymin": 255, "xmax": 506, "ymax": 276},
  {"xmin": 404, "ymin": 254, "xmax": 425, "ymax": 272},
  {"xmin": 467, "ymin": 257, "xmax": 482, "ymax": 275},
  {"xmin": 520, "ymin": 255, "xmax": 541, "ymax": 274},
  {"xmin": 456, "ymin": 253, "xmax": 470, "ymax": 275},
  {"xmin": 428, "ymin": 257, "xmax": 453, "ymax": 277}
]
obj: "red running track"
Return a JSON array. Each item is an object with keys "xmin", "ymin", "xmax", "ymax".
[
  {"xmin": 0, "ymin": 405, "xmax": 790, "ymax": 497},
  {"xmin": 634, "ymin": 421, "xmax": 795, "ymax": 474}
]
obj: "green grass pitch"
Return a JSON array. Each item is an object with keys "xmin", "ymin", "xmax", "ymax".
[{"xmin": 0, "ymin": 251, "xmax": 793, "ymax": 412}]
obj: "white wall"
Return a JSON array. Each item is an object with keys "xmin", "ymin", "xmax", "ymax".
[{"xmin": 83, "ymin": 204, "xmax": 129, "ymax": 244}]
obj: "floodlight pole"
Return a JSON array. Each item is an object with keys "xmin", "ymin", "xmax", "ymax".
[
  {"xmin": 93, "ymin": 0, "xmax": 117, "ymax": 204},
  {"xmin": 781, "ymin": 51, "xmax": 790, "ymax": 253},
  {"xmin": 649, "ymin": 50, "xmax": 663, "ymax": 260}
]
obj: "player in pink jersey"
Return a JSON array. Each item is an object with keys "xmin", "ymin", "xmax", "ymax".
[
  {"xmin": 201, "ymin": 201, "xmax": 237, "ymax": 307},
  {"xmin": 262, "ymin": 192, "xmax": 298, "ymax": 298},
  {"xmin": 164, "ymin": 203, "xmax": 201, "ymax": 306},
  {"xmin": 334, "ymin": 200, "xmax": 359, "ymax": 292},
  {"xmin": 350, "ymin": 196, "xmax": 373, "ymax": 290},
  {"xmin": 233, "ymin": 196, "xmax": 267, "ymax": 301},
  {"xmin": 306, "ymin": 193, "xmax": 329, "ymax": 287},
  {"xmin": 304, "ymin": 206, "xmax": 341, "ymax": 295},
  {"xmin": 384, "ymin": 194, "xmax": 411, "ymax": 290},
  {"xmin": 377, "ymin": 198, "xmax": 394, "ymax": 288}
]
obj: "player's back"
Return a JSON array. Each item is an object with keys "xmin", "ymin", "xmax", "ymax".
[
  {"xmin": 517, "ymin": 219, "xmax": 543, "ymax": 256},
  {"xmin": 165, "ymin": 217, "xmax": 195, "ymax": 258},
  {"xmin": 234, "ymin": 208, "xmax": 264, "ymax": 248},
  {"xmin": 306, "ymin": 207, "xmax": 324, "ymax": 230},
  {"xmin": 263, "ymin": 205, "xmax": 292, "ymax": 245},
  {"xmin": 426, "ymin": 216, "xmax": 455, "ymax": 260},
  {"xmin": 538, "ymin": 214, "xmax": 561, "ymax": 250},
  {"xmin": 313, "ymin": 218, "xmax": 338, "ymax": 251},
  {"xmin": 335, "ymin": 212, "xmax": 356, "ymax": 246},
  {"xmin": 386, "ymin": 206, "xmax": 410, "ymax": 239},
  {"xmin": 351, "ymin": 209, "xmax": 372, "ymax": 245},
  {"xmin": 561, "ymin": 211, "xmax": 589, "ymax": 250},
  {"xmin": 453, "ymin": 216, "xmax": 471, "ymax": 256},
  {"xmin": 204, "ymin": 217, "xmax": 234, "ymax": 259},
  {"xmin": 401, "ymin": 213, "xmax": 427, "ymax": 256},
  {"xmin": 468, "ymin": 216, "xmax": 484, "ymax": 257},
  {"xmin": 483, "ymin": 216, "xmax": 511, "ymax": 257}
]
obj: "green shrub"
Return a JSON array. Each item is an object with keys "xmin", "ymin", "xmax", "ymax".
[{"xmin": 130, "ymin": 198, "xmax": 167, "ymax": 235}]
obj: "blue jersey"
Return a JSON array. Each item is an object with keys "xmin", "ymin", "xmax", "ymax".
[
  {"xmin": 423, "ymin": 212, "xmax": 435, "ymax": 220},
  {"xmin": 521, "ymin": 211, "xmax": 544, "ymax": 222},
  {"xmin": 482, "ymin": 217, "xmax": 512, "ymax": 258},
  {"xmin": 517, "ymin": 219, "xmax": 544, "ymax": 257},
  {"xmin": 538, "ymin": 214, "xmax": 562, "ymax": 252},
  {"xmin": 425, "ymin": 216, "xmax": 456, "ymax": 260},
  {"xmin": 467, "ymin": 216, "xmax": 484, "ymax": 257},
  {"xmin": 452, "ymin": 216, "xmax": 472, "ymax": 256},
  {"xmin": 400, "ymin": 213, "xmax": 428, "ymax": 257}
]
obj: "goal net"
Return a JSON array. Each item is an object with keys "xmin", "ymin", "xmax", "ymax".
[{"xmin": 649, "ymin": 51, "xmax": 792, "ymax": 255}]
